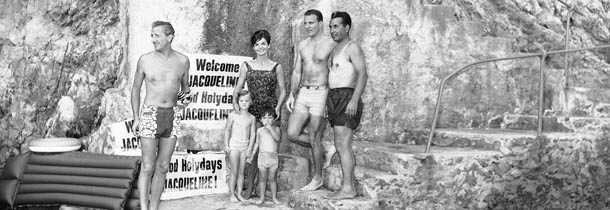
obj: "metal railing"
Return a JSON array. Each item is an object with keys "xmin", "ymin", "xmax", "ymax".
[{"xmin": 425, "ymin": 45, "xmax": 610, "ymax": 153}]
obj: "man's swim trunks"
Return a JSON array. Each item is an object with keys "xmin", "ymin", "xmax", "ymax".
[
  {"xmin": 294, "ymin": 85, "xmax": 328, "ymax": 116},
  {"xmin": 138, "ymin": 105, "xmax": 182, "ymax": 138},
  {"xmin": 257, "ymin": 152, "xmax": 278, "ymax": 168},
  {"xmin": 326, "ymin": 88, "xmax": 363, "ymax": 130}
]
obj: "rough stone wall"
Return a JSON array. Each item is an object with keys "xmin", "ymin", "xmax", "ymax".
[
  {"xmin": 323, "ymin": 0, "xmax": 610, "ymax": 143},
  {"xmin": 450, "ymin": 0, "xmax": 610, "ymax": 117},
  {"xmin": 0, "ymin": 0, "xmax": 127, "ymax": 167}
]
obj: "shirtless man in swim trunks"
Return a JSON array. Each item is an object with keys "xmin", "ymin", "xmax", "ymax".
[
  {"xmin": 131, "ymin": 21, "xmax": 191, "ymax": 210},
  {"xmin": 286, "ymin": 9, "xmax": 336, "ymax": 191},
  {"xmin": 326, "ymin": 11, "xmax": 368, "ymax": 199}
]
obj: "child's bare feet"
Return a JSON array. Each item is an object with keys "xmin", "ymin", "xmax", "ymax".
[
  {"xmin": 255, "ymin": 198, "xmax": 265, "ymax": 204},
  {"xmin": 272, "ymin": 198, "xmax": 281, "ymax": 204}
]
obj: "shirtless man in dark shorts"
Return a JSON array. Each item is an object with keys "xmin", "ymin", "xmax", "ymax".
[
  {"xmin": 326, "ymin": 11, "xmax": 368, "ymax": 199},
  {"xmin": 286, "ymin": 9, "xmax": 336, "ymax": 191},
  {"xmin": 131, "ymin": 21, "xmax": 191, "ymax": 210}
]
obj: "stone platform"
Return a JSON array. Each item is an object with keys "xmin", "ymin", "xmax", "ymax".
[{"xmin": 286, "ymin": 129, "xmax": 609, "ymax": 209}]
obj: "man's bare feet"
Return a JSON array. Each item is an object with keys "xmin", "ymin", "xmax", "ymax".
[
  {"xmin": 327, "ymin": 190, "xmax": 357, "ymax": 200},
  {"xmin": 272, "ymin": 198, "xmax": 281, "ymax": 204},
  {"xmin": 299, "ymin": 178, "xmax": 323, "ymax": 191},
  {"xmin": 255, "ymin": 198, "xmax": 265, "ymax": 204},
  {"xmin": 236, "ymin": 194, "xmax": 246, "ymax": 201},
  {"xmin": 230, "ymin": 195, "xmax": 239, "ymax": 202},
  {"xmin": 322, "ymin": 141, "xmax": 336, "ymax": 169}
]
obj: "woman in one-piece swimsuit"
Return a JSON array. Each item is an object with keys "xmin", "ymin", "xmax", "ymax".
[{"xmin": 232, "ymin": 29, "xmax": 286, "ymax": 199}]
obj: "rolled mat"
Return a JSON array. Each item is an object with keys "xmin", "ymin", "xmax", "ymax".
[
  {"xmin": 11, "ymin": 152, "xmax": 141, "ymax": 210},
  {"xmin": 0, "ymin": 154, "xmax": 30, "ymax": 208}
]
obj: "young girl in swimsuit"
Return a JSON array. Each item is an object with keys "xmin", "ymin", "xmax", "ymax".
[{"xmin": 224, "ymin": 90, "xmax": 256, "ymax": 202}]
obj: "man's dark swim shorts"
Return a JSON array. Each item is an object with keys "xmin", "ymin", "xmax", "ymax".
[{"xmin": 326, "ymin": 88, "xmax": 363, "ymax": 130}]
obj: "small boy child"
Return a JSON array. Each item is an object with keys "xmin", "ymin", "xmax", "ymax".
[
  {"xmin": 224, "ymin": 90, "xmax": 256, "ymax": 202},
  {"xmin": 249, "ymin": 107, "xmax": 281, "ymax": 205}
]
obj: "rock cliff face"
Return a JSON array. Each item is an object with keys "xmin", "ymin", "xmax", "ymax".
[
  {"xmin": 2, "ymin": 0, "xmax": 610, "ymax": 168},
  {"xmin": 0, "ymin": 0, "xmax": 127, "ymax": 164}
]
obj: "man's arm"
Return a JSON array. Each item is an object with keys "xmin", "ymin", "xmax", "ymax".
[
  {"xmin": 287, "ymin": 42, "xmax": 303, "ymax": 111},
  {"xmin": 291, "ymin": 42, "xmax": 303, "ymax": 95},
  {"xmin": 345, "ymin": 43, "xmax": 368, "ymax": 116},
  {"xmin": 131, "ymin": 56, "xmax": 145, "ymax": 126},
  {"xmin": 181, "ymin": 57, "xmax": 191, "ymax": 93}
]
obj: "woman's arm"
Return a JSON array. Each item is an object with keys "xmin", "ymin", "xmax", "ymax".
[
  {"xmin": 232, "ymin": 61, "xmax": 249, "ymax": 113},
  {"xmin": 275, "ymin": 63, "xmax": 287, "ymax": 118}
]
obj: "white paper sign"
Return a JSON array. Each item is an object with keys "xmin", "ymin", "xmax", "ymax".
[{"xmin": 161, "ymin": 152, "xmax": 228, "ymax": 200}]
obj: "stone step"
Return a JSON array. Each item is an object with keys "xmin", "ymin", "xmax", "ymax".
[
  {"xmin": 328, "ymin": 141, "xmax": 500, "ymax": 176},
  {"xmin": 501, "ymin": 114, "xmax": 572, "ymax": 132},
  {"xmin": 319, "ymin": 129, "xmax": 605, "ymax": 209},
  {"xmin": 323, "ymin": 147, "xmax": 503, "ymax": 210},
  {"xmin": 287, "ymin": 189, "xmax": 379, "ymax": 210},
  {"xmin": 408, "ymin": 128, "xmax": 598, "ymax": 155}
]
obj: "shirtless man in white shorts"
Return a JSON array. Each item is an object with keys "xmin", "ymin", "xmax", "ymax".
[{"xmin": 286, "ymin": 9, "xmax": 336, "ymax": 191}]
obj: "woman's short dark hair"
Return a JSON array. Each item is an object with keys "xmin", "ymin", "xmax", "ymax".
[{"xmin": 250, "ymin": 30, "xmax": 271, "ymax": 46}]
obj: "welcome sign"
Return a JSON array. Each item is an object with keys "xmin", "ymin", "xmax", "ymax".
[{"xmin": 180, "ymin": 54, "xmax": 252, "ymax": 128}]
